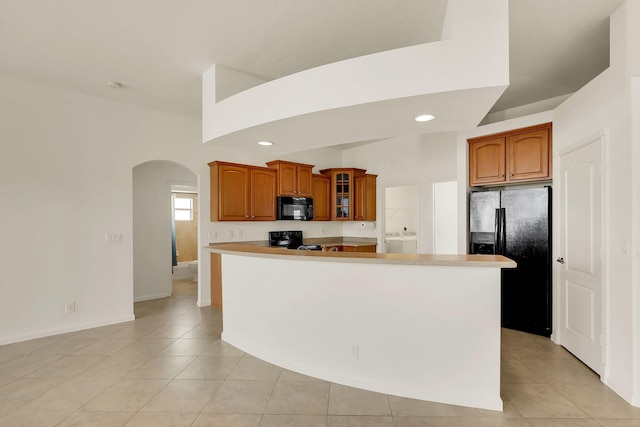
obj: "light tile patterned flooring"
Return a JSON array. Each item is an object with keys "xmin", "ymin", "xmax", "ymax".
[{"xmin": 0, "ymin": 279, "xmax": 639, "ymax": 426}]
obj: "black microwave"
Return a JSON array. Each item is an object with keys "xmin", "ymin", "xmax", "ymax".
[{"xmin": 277, "ymin": 196, "xmax": 313, "ymax": 221}]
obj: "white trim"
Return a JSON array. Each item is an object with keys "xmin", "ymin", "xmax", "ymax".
[
  {"xmin": 197, "ymin": 299, "xmax": 211, "ymax": 307},
  {"xmin": 133, "ymin": 292, "xmax": 171, "ymax": 303},
  {"xmin": 0, "ymin": 315, "xmax": 135, "ymax": 346},
  {"xmin": 554, "ymin": 128, "xmax": 608, "ymax": 378},
  {"xmin": 556, "ymin": 129, "xmax": 606, "ymax": 157}
]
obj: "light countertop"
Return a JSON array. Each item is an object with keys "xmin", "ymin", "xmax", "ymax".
[{"xmin": 208, "ymin": 241, "xmax": 516, "ymax": 268}]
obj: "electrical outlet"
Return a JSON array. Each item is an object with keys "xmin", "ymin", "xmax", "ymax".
[
  {"xmin": 235, "ymin": 229, "xmax": 243, "ymax": 238},
  {"xmin": 65, "ymin": 302, "xmax": 76, "ymax": 313},
  {"xmin": 351, "ymin": 344, "xmax": 359, "ymax": 360},
  {"xmin": 226, "ymin": 230, "xmax": 234, "ymax": 238},
  {"xmin": 105, "ymin": 233, "xmax": 123, "ymax": 244}
]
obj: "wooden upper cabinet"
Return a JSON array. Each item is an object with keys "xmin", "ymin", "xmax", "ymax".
[
  {"xmin": 266, "ymin": 160, "xmax": 314, "ymax": 197},
  {"xmin": 210, "ymin": 162, "xmax": 250, "ymax": 221},
  {"xmin": 469, "ymin": 137, "xmax": 506, "ymax": 185},
  {"xmin": 320, "ymin": 168, "xmax": 368, "ymax": 221},
  {"xmin": 355, "ymin": 174, "xmax": 377, "ymax": 221},
  {"xmin": 311, "ymin": 174, "xmax": 331, "ymax": 221},
  {"xmin": 249, "ymin": 168, "xmax": 277, "ymax": 221},
  {"xmin": 508, "ymin": 129, "xmax": 550, "ymax": 182},
  {"xmin": 468, "ymin": 122, "xmax": 552, "ymax": 186},
  {"xmin": 209, "ymin": 161, "xmax": 275, "ymax": 221}
]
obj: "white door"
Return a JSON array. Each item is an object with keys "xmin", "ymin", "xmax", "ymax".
[
  {"xmin": 557, "ymin": 134, "xmax": 604, "ymax": 375},
  {"xmin": 433, "ymin": 181, "xmax": 458, "ymax": 254}
]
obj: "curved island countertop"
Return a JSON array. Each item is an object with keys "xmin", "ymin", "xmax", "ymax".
[
  {"xmin": 208, "ymin": 241, "xmax": 515, "ymax": 268},
  {"xmin": 208, "ymin": 241, "xmax": 515, "ymax": 411}
]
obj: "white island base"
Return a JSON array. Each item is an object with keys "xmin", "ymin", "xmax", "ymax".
[{"xmin": 218, "ymin": 251, "xmax": 511, "ymax": 411}]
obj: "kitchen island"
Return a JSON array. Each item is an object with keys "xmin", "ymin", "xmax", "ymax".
[{"xmin": 208, "ymin": 242, "xmax": 515, "ymax": 411}]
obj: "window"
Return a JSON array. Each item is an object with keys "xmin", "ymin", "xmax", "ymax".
[{"xmin": 173, "ymin": 194, "xmax": 194, "ymax": 221}]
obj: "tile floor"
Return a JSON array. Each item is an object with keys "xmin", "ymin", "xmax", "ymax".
[{"xmin": 0, "ymin": 279, "xmax": 639, "ymax": 426}]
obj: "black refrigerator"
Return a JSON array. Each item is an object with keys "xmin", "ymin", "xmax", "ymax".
[{"xmin": 469, "ymin": 187, "xmax": 552, "ymax": 337}]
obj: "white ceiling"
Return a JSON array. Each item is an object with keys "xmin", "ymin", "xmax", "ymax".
[{"xmin": 0, "ymin": 0, "xmax": 624, "ymax": 126}]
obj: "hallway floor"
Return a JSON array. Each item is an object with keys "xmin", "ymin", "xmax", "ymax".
[{"xmin": 0, "ymin": 279, "xmax": 639, "ymax": 426}]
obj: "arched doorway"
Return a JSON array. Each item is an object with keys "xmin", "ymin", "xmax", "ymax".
[{"xmin": 132, "ymin": 160, "xmax": 198, "ymax": 303}]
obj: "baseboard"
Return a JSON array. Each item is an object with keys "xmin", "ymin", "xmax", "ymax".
[
  {"xmin": 197, "ymin": 299, "xmax": 211, "ymax": 307},
  {"xmin": 0, "ymin": 315, "xmax": 136, "ymax": 346},
  {"xmin": 133, "ymin": 292, "xmax": 171, "ymax": 303},
  {"xmin": 602, "ymin": 375, "xmax": 639, "ymax": 408}
]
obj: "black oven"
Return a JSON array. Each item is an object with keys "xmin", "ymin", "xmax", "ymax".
[{"xmin": 276, "ymin": 196, "xmax": 313, "ymax": 221}]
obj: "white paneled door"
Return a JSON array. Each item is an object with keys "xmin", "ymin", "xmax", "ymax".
[{"xmin": 557, "ymin": 133, "xmax": 604, "ymax": 376}]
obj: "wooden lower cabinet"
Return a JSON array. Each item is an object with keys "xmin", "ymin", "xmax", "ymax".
[
  {"xmin": 324, "ymin": 244, "xmax": 376, "ymax": 253},
  {"xmin": 211, "ymin": 253, "xmax": 222, "ymax": 309}
]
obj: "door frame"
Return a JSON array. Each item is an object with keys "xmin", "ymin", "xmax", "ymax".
[{"xmin": 553, "ymin": 129, "xmax": 608, "ymax": 378}]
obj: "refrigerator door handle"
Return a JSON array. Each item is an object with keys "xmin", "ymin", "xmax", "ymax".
[
  {"xmin": 494, "ymin": 208, "xmax": 506, "ymax": 255},
  {"xmin": 494, "ymin": 208, "xmax": 501, "ymax": 255},
  {"xmin": 500, "ymin": 208, "xmax": 507, "ymax": 255}
]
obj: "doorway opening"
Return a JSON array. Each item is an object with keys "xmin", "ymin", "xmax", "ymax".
[
  {"xmin": 132, "ymin": 160, "xmax": 198, "ymax": 304},
  {"xmin": 384, "ymin": 184, "xmax": 419, "ymax": 254},
  {"xmin": 171, "ymin": 186, "xmax": 199, "ymax": 283}
]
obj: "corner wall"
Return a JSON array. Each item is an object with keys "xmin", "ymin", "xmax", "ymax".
[
  {"xmin": 0, "ymin": 75, "xmax": 202, "ymax": 344},
  {"xmin": 552, "ymin": 0, "xmax": 638, "ymax": 405}
]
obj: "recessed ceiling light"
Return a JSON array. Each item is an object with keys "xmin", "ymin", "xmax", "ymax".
[
  {"xmin": 257, "ymin": 141, "xmax": 273, "ymax": 146},
  {"xmin": 107, "ymin": 81, "xmax": 123, "ymax": 89},
  {"xmin": 415, "ymin": 114, "xmax": 436, "ymax": 122}
]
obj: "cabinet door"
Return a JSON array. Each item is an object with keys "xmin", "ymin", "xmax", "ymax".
[
  {"xmin": 277, "ymin": 163, "xmax": 298, "ymax": 196},
  {"xmin": 296, "ymin": 165, "xmax": 313, "ymax": 197},
  {"xmin": 216, "ymin": 164, "xmax": 250, "ymax": 221},
  {"xmin": 507, "ymin": 129, "xmax": 550, "ymax": 182},
  {"xmin": 332, "ymin": 171, "xmax": 353, "ymax": 220},
  {"xmin": 211, "ymin": 253, "xmax": 222, "ymax": 309},
  {"xmin": 250, "ymin": 168, "xmax": 277, "ymax": 221},
  {"xmin": 355, "ymin": 245, "xmax": 376, "ymax": 253},
  {"xmin": 355, "ymin": 174, "xmax": 377, "ymax": 221},
  {"xmin": 312, "ymin": 174, "xmax": 331, "ymax": 221},
  {"xmin": 469, "ymin": 138, "xmax": 506, "ymax": 186}
]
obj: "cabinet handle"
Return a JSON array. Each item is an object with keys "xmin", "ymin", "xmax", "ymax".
[{"xmin": 509, "ymin": 173, "xmax": 514, "ymax": 177}]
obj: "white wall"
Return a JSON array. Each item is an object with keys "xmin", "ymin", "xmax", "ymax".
[
  {"xmin": 0, "ymin": 73, "xmax": 347, "ymax": 342},
  {"xmin": 552, "ymin": 1, "xmax": 639, "ymax": 405},
  {"xmin": 0, "ymin": 75, "xmax": 202, "ymax": 344},
  {"xmin": 133, "ymin": 161, "xmax": 197, "ymax": 302},
  {"xmin": 342, "ymin": 132, "xmax": 457, "ymax": 253}
]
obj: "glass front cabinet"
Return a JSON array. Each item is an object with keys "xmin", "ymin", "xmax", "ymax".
[{"xmin": 320, "ymin": 168, "xmax": 367, "ymax": 221}]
